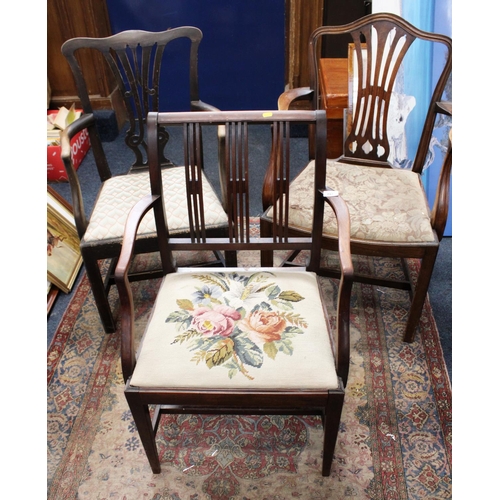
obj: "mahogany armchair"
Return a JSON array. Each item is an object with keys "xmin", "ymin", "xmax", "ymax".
[
  {"xmin": 114, "ymin": 109, "xmax": 354, "ymax": 476},
  {"xmin": 59, "ymin": 27, "xmax": 232, "ymax": 333},
  {"xmin": 261, "ymin": 13, "xmax": 452, "ymax": 342}
]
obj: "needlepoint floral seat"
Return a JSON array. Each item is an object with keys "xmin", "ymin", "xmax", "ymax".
[{"xmin": 130, "ymin": 270, "xmax": 339, "ymax": 389}]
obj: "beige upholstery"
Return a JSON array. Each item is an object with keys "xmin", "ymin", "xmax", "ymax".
[
  {"xmin": 130, "ymin": 269, "xmax": 339, "ymax": 390},
  {"xmin": 268, "ymin": 160, "xmax": 435, "ymax": 243},
  {"xmin": 83, "ymin": 167, "xmax": 228, "ymax": 243}
]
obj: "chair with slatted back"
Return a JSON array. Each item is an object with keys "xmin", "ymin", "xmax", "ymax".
[
  {"xmin": 114, "ymin": 109, "xmax": 353, "ymax": 476},
  {"xmin": 59, "ymin": 27, "xmax": 232, "ymax": 333},
  {"xmin": 261, "ymin": 13, "xmax": 452, "ymax": 342}
]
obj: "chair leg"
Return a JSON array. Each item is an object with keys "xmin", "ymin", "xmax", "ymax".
[
  {"xmin": 322, "ymin": 390, "xmax": 344, "ymax": 477},
  {"xmin": 125, "ymin": 390, "xmax": 161, "ymax": 473},
  {"xmin": 403, "ymin": 248, "xmax": 439, "ymax": 343},
  {"xmin": 81, "ymin": 251, "xmax": 116, "ymax": 333}
]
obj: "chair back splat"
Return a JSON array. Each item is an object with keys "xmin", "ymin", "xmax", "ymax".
[
  {"xmin": 59, "ymin": 27, "xmax": 231, "ymax": 333},
  {"xmin": 263, "ymin": 13, "xmax": 452, "ymax": 342},
  {"xmin": 307, "ymin": 16, "xmax": 452, "ymax": 173},
  {"xmin": 114, "ymin": 109, "xmax": 354, "ymax": 476},
  {"xmin": 61, "ymin": 27, "xmax": 214, "ymax": 173}
]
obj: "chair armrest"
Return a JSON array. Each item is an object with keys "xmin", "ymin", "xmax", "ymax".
[
  {"xmin": 436, "ymin": 101, "xmax": 452, "ymax": 116},
  {"xmin": 59, "ymin": 113, "xmax": 97, "ymax": 239},
  {"xmin": 430, "ymin": 101, "xmax": 452, "ymax": 240},
  {"xmin": 322, "ymin": 190, "xmax": 354, "ymax": 386},
  {"xmin": 261, "ymin": 88, "xmax": 316, "ymax": 210},
  {"xmin": 430, "ymin": 128, "xmax": 452, "ymax": 240},
  {"xmin": 278, "ymin": 87, "xmax": 314, "ymax": 110},
  {"xmin": 115, "ymin": 194, "xmax": 162, "ymax": 383}
]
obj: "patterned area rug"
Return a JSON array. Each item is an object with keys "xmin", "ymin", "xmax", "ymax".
[{"xmin": 47, "ymin": 247, "xmax": 451, "ymax": 499}]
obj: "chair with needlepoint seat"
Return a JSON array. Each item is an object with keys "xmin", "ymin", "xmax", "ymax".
[
  {"xmin": 114, "ymin": 109, "xmax": 354, "ymax": 476},
  {"xmin": 260, "ymin": 13, "xmax": 452, "ymax": 342},
  {"xmin": 59, "ymin": 27, "xmax": 233, "ymax": 333}
]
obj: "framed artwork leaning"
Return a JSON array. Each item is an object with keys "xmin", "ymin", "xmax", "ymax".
[{"xmin": 47, "ymin": 186, "xmax": 82, "ymax": 293}]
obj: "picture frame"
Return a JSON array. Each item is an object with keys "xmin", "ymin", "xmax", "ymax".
[
  {"xmin": 47, "ymin": 186, "xmax": 82, "ymax": 294},
  {"xmin": 47, "ymin": 281, "xmax": 58, "ymax": 315}
]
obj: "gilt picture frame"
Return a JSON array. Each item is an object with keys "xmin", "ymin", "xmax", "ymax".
[{"xmin": 47, "ymin": 186, "xmax": 82, "ymax": 293}]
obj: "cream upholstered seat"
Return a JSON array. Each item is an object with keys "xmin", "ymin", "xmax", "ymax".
[
  {"xmin": 83, "ymin": 167, "xmax": 228, "ymax": 243},
  {"xmin": 271, "ymin": 160, "xmax": 434, "ymax": 244},
  {"xmin": 114, "ymin": 109, "xmax": 353, "ymax": 477},
  {"xmin": 130, "ymin": 269, "xmax": 339, "ymax": 389}
]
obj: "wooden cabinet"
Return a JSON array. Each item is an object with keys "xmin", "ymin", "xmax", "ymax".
[
  {"xmin": 286, "ymin": 0, "xmax": 324, "ymax": 89},
  {"xmin": 47, "ymin": 0, "xmax": 117, "ymax": 110}
]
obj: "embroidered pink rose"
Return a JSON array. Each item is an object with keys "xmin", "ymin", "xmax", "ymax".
[
  {"xmin": 192, "ymin": 306, "xmax": 241, "ymax": 337},
  {"xmin": 239, "ymin": 310, "xmax": 287, "ymax": 343}
]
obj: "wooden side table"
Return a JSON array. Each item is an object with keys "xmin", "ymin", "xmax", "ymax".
[{"xmin": 319, "ymin": 58, "xmax": 348, "ymax": 158}]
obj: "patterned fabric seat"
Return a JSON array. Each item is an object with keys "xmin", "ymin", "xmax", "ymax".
[
  {"xmin": 84, "ymin": 167, "xmax": 228, "ymax": 243},
  {"xmin": 270, "ymin": 160, "xmax": 434, "ymax": 244},
  {"xmin": 130, "ymin": 270, "xmax": 339, "ymax": 389}
]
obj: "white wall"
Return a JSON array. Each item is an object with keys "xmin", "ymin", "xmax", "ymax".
[{"xmin": 372, "ymin": 0, "xmax": 401, "ymax": 15}]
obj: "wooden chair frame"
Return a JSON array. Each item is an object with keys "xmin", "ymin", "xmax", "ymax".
[
  {"xmin": 59, "ymin": 27, "xmax": 232, "ymax": 333},
  {"xmin": 114, "ymin": 109, "xmax": 354, "ymax": 476},
  {"xmin": 261, "ymin": 13, "xmax": 452, "ymax": 342}
]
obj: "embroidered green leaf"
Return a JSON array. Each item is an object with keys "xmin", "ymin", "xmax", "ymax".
[
  {"xmin": 283, "ymin": 326, "xmax": 304, "ymax": 334},
  {"xmin": 280, "ymin": 312, "xmax": 308, "ymax": 329},
  {"xmin": 166, "ymin": 310, "xmax": 193, "ymax": 330},
  {"xmin": 263, "ymin": 341, "xmax": 278, "ymax": 360},
  {"xmin": 241, "ymin": 285, "xmax": 254, "ymax": 301},
  {"xmin": 252, "ymin": 301, "xmax": 272, "ymax": 314},
  {"xmin": 271, "ymin": 299, "xmax": 294, "ymax": 311},
  {"xmin": 278, "ymin": 291, "xmax": 305, "ymax": 302},
  {"xmin": 256, "ymin": 283, "xmax": 273, "ymax": 294},
  {"xmin": 206, "ymin": 338, "xmax": 234, "ymax": 368},
  {"xmin": 265, "ymin": 285, "xmax": 281, "ymax": 300},
  {"xmin": 189, "ymin": 336, "xmax": 220, "ymax": 352},
  {"xmin": 193, "ymin": 273, "xmax": 230, "ymax": 291},
  {"xmin": 191, "ymin": 350, "xmax": 207, "ymax": 365},
  {"xmin": 223, "ymin": 359, "xmax": 240, "ymax": 379},
  {"xmin": 171, "ymin": 329, "xmax": 202, "ymax": 345},
  {"xmin": 176, "ymin": 298, "xmax": 194, "ymax": 311},
  {"xmin": 247, "ymin": 272, "xmax": 274, "ymax": 285},
  {"xmin": 275, "ymin": 338, "xmax": 294, "ymax": 356},
  {"xmin": 233, "ymin": 336, "xmax": 263, "ymax": 368}
]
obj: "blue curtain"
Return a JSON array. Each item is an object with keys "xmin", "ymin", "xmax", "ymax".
[{"xmin": 402, "ymin": 0, "xmax": 452, "ymax": 236}]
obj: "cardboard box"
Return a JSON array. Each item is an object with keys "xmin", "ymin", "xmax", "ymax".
[{"xmin": 47, "ymin": 109, "xmax": 90, "ymax": 182}]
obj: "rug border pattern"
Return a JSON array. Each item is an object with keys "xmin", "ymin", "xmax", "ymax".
[{"xmin": 47, "ymin": 252, "xmax": 452, "ymax": 499}]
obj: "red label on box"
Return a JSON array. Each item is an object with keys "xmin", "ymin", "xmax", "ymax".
[{"xmin": 47, "ymin": 110, "xmax": 91, "ymax": 182}]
